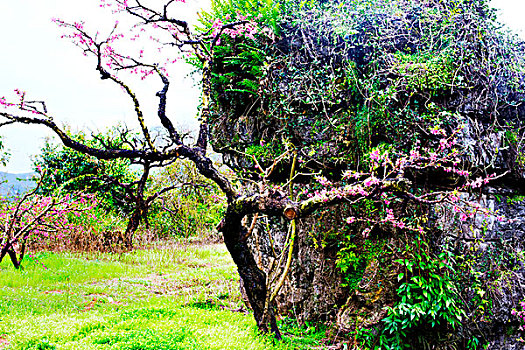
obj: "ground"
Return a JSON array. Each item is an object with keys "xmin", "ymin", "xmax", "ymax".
[{"xmin": 0, "ymin": 243, "xmax": 327, "ymax": 350}]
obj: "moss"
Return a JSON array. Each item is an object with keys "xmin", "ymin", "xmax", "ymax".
[
  {"xmin": 392, "ymin": 49, "xmax": 460, "ymax": 94},
  {"xmin": 245, "ymin": 142, "xmax": 284, "ymax": 161}
]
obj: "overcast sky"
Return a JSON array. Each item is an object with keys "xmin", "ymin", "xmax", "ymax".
[
  {"xmin": 0, "ymin": 0, "xmax": 207, "ymax": 173},
  {"xmin": 0, "ymin": 0, "xmax": 523, "ymax": 174}
]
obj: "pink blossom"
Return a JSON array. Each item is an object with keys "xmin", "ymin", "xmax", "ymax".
[
  {"xmin": 395, "ymin": 221, "xmax": 406, "ymax": 229},
  {"xmin": 409, "ymin": 149, "xmax": 420, "ymax": 160},
  {"xmin": 346, "ymin": 217, "xmax": 355, "ymax": 224},
  {"xmin": 363, "ymin": 176, "xmax": 379, "ymax": 187},
  {"xmin": 469, "ymin": 177, "xmax": 483, "ymax": 188},
  {"xmin": 370, "ymin": 149, "xmax": 380, "ymax": 161},
  {"xmin": 430, "ymin": 127, "xmax": 445, "ymax": 136},
  {"xmin": 316, "ymin": 176, "xmax": 330, "ymax": 186},
  {"xmin": 384, "ymin": 209, "xmax": 395, "ymax": 222}
]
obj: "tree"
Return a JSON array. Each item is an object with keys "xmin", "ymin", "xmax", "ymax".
[
  {"xmin": 33, "ymin": 130, "xmax": 136, "ymax": 213},
  {"xmin": 32, "ymin": 130, "xmax": 161, "ymax": 248},
  {"xmin": 0, "ymin": 173, "xmax": 96, "ymax": 268},
  {"xmin": 0, "ymin": 136, "xmax": 9, "ymax": 169},
  {"xmin": 33, "ymin": 128, "xmax": 213, "ymax": 248},
  {"xmin": 1, "ymin": 0, "xmax": 522, "ymax": 342},
  {"xmin": 147, "ymin": 159, "xmax": 226, "ymax": 238}
]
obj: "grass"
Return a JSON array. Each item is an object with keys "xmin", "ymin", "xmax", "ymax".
[{"xmin": 0, "ymin": 243, "xmax": 327, "ymax": 350}]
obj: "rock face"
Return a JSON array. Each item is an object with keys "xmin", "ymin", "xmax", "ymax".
[
  {"xmin": 437, "ymin": 188, "xmax": 525, "ymax": 347},
  {"xmin": 248, "ymin": 215, "xmax": 349, "ymax": 323},
  {"xmin": 206, "ymin": 0, "xmax": 525, "ymax": 347},
  {"xmin": 444, "ymin": 117, "xmax": 525, "ymax": 347},
  {"xmin": 442, "ymin": 191, "xmax": 525, "ymax": 349}
]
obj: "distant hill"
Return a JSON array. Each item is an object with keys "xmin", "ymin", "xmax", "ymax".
[{"xmin": 0, "ymin": 172, "xmax": 36, "ymax": 197}]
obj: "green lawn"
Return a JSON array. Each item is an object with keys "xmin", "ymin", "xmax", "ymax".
[{"xmin": 0, "ymin": 243, "xmax": 325, "ymax": 350}]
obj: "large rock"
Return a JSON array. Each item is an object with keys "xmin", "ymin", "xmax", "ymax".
[{"xmin": 207, "ymin": 0, "xmax": 525, "ymax": 347}]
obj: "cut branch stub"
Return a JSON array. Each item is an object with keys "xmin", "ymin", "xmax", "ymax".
[{"xmin": 284, "ymin": 206, "xmax": 297, "ymax": 220}]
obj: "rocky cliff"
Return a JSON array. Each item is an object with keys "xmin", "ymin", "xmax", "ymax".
[{"xmin": 203, "ymin": 0, "xmax": 525, "ymax": 348}]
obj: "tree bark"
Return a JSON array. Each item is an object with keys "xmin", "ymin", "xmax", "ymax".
[
  {"xmin": 7, "ymin": 249, "xmax": 21, "ymax": 269},
  {"xmin": 220, "ymin": 206, "xmax": 282, "ymax": 339},
  {"xmin": 124, "ymin": 205, "xmax": 143, "ymax": 250},
  {"xmin": 123, "ymin": 163, "xmax": 151, "ymax": 250}
]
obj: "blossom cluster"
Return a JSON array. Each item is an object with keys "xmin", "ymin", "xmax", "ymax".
[
  {"xmin": 211, "ymin": 15, "xmax": 259, "ymax": 45},
  {"xmin": 512, "ymin": 301, "xmax": 525, "ymax": 331},
  {"xmin": 53, "ymin": 7, "xmax": 178, "ymax": 81},
  {"xmin": 100, "ymin": 0, "xmax": 186, "ymax": 14},
  {"xmin": 301, "ymin": 124, "xmax": 505, "ymax": 238},
  {"xmin": 0, "ymin": 192, "xmax": 98, "ymax": 247},
  {"xmin": 209, "ymin": 11, "xmax": 276, "ymax": 47},
  {"xmin": 1, "ymin": 89, "xmax": 46, "ymax": 116}
]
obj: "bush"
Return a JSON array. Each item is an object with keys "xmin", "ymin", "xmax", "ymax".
[
  {"xmin": 146, "ymin": 160, "xmax": 227, "ymax": 240},
  {"xmin": 32, "ymin": 129, "xmax": 137, "ymax": 214}
]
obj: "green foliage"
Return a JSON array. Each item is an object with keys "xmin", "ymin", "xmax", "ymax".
[
  {"xmin": 337, "ymin": 238, "xmax": 384, "ymax": 291},
  {"xmin": 212, "ymin": 41, "xmax": 267, "ymax": 95},
  {"xmin": 246, "ymin": 142, "xmax": 283, "ymax": 161},
  {"xmin": 453, "ymin": 232, "xmax": 517, "ymax": 331},
  {"xmin": 22, "ymin": 338, "xmax": 57, "ymax": 350},
  {"xmin": 507, "ymin": 195, "xmax": 525, "ymax": 205},
  {"xmin": 65, "ymin": 204, "xmax": 125, "ymax": 234},
  {"xmin": 203, "ymin": 0, "xmax": 525, "ymax": 179},
  {"xmin": 195, "ymin": 0, "xmax": 281, "ymax": 95},
  {"xmin": 199, "ymin": 0, "xmax": 281, "ymax": 33},
  {"xmin": 377, "ymin": 239, "xmax": 465, "ymax": 349},
  {"xmin": 147, "ymin": 160, "xmax": 226, "ymax": 238},
  {"xmin": 504, "ymin": 125, "xmax": 525, "ymax": 171},
  {"xmin": 392, "ymin": 49, "xmax": 461, "ymax": 95},
  {"xmin": 277, "ymin": 317, "xmax": 327, "ymax": 348},
  {"xmin": 33, "ymin": 130, "xmax": 136, "ymax": 213},
  {"xmin": 0, "ymin": 135, "xmax": 10, "ymax": 167},
  {"xmin": 92, "ymin": 328, "xmax": 200, "ymax": 350}
]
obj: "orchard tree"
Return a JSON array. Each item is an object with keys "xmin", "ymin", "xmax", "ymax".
[
  {"xmin": 0, "ymin": 172, "xmax": 96, "ymax": 268},
  {"xmin": 1, "ymin": 0, "xmax": 521, "ymax": 342},
  {"xmin": 33, "ymin": 130, "xmax": 136, "ymax": 213},
  {"xmin": 32, "ymin": 128, "xmax": 187, "ymax": 248},
  {"xmin": 147, "ymin": 159, "xmax": 226, "ymax": 238}
]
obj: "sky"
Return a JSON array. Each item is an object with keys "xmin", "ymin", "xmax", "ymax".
[
  {"xmin": 0, "ymin": 0, "xmax": 523, "ymax": 174},
  {"xmin": 0, "ymin": 0, "xmax": 208, "ymax": 173}
]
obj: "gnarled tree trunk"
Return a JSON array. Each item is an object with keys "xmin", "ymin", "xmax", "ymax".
[{"xmin": 220, "ymin": 206, "xmax": 281, "ymax": 338}]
